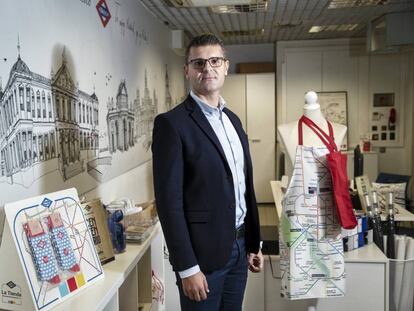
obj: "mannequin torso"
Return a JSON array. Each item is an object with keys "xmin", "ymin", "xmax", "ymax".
[{"xmin": 277, "ymin": 91, "xmax": 347, "ymax": 176}]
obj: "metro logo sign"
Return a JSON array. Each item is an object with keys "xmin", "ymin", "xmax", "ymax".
[{"xmin": 96, "ymin": 0, "xmax": 111, "ymax": 27}]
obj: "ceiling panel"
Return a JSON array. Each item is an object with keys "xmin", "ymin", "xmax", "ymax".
[{"xmin": 141, "ymin": 0, "xmax": 414, "ymax": 43}]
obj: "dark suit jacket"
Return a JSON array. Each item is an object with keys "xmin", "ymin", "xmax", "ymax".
[{"xmin": 152, "ymin": 94, "xmax": 260, "ymax": 273}]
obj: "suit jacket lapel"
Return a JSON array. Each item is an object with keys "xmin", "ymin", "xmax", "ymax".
[
  {"xmin": 185, "ymin": 96, "xmax": 232, "ymax": 174},
  {"xmin": 223, "ymin": 107, "xmax": 250, "ymax": 161}
]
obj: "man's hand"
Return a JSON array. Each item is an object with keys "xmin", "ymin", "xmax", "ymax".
[
  {"xmin": 247, "ymin": 249, "xmax": 264, "ymax": 272},
  {"xmin": 181, "ymin": 271, "xmax": 210, "ymax": 302}
]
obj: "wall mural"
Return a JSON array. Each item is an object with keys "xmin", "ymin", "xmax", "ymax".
[{"xmin": 0, "ymin": 0, "xmax": 185, "ymax": 207}]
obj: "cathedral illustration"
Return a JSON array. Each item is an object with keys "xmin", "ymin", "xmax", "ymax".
[
  {"xmin": 106, "ymin": 80, "xmax": 135, "ymax": 153},
  {"xmin": 0, "ymin": 43, "xmax": 99, "ymax": 181},
  {"xmin": 134, "ymin": 70, "xmax": 158, "ymax": 149}
]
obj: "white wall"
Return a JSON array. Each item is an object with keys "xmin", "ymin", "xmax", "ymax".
[
  {"xmin": 277, "ymin": 38, "xmax": 414, "ymax": 194},
  {"xmin": 0, "ymin": 0, "xmax": 185, "ymax": 208},
  {"xmin": 226, "ymin": 43, "xmax": 275, "ymax": 73},
  {"xmin": 83, "ymin": 160, "xmax": 154, "ymax": 203}
]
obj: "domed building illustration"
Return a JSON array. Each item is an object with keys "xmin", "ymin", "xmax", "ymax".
[{"xmin": 0, "ymin": 43, "xmax": 99, "ymax": 181}]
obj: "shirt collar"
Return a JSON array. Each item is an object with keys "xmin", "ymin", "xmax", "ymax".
[{"xmin": 190, "ymin": 90, "xmax": 226, "ymax": 116}]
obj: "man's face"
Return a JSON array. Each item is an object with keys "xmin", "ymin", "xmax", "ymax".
[{"xmin": 184, "ymin": 44, "xmax": 229, "ymax": 97}]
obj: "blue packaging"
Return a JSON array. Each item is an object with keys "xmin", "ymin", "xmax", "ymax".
[
  {"xmin": 361, "ymin": 216, "xmax": 368, "ymax": 232},
  {"xmin": 358, "ymin": 232, "xmax": 365, "ymax": 248}
]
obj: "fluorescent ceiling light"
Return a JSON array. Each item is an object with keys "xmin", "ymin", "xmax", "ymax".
[
  {"xmin": 309, "ymin": 24, "xmax": 359, "ymax": 33},
  {"xmin": 191, "ymin": 0, "xmax": 252, "ymax": 6},
  {"xmin": 309, "ymin": 26, "xmax": 324, "ymax": 33},
  {"xmin": 210, "ymin": 2, "xmax": 268, "ymax": 13},
  {"xmin": 328, "ymin": 0, "xmax": 388, "ymax": 9},
  {"xmin": 221, "ymin": 29, "xmax": 264, "ymax": 37},
  {"xmin": 166, "ymin": 0, "xmax": 253, "ymax": 7}
]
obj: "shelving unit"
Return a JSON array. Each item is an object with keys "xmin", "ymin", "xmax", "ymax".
[{"xmin": 51, "ymin": 223, "xmax": 163, "ymax": 311}]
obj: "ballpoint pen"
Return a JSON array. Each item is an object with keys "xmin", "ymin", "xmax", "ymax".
[
  {"xmin": 386, "ymin": 192, "xmax": 396, "ymax": 259},
  {"xmin": 371, "ymin": 191, "xmax": 384, "ymax": 250},
  {"xmin": 364, "ymin": 193, "xmax": 384, "ymax": 252}
]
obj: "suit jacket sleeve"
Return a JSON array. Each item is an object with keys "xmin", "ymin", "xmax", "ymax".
[{"xmin": 152, "ymin": 114, "xmax": 198, "ymax": 271}]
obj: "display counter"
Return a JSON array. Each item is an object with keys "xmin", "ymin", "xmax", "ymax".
[{"xmin": 244, "ymin": 243, "xmax": 389, "ymax": 311}]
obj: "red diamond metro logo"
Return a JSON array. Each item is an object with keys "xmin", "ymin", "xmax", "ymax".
[{"xmin": 96, "ymin": 0, "xmax": 111, "ymax": 28}]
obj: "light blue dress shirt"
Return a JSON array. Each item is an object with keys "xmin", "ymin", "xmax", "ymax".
[{"xmin": 179, "ymin": 91, "xmax": 247, "ymax": 278}]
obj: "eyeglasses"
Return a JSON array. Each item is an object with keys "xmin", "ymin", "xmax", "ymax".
[{"xmin": 187, "ymin": 57, "xmax": 227, "ymax": 69}]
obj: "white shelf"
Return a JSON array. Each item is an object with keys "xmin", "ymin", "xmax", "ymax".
[{"xmin": 53, "ymin": 223, "xmax": 161, "ymax": 311}]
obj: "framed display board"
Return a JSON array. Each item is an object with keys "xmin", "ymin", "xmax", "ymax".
[
  {"xmin": 369, "ymin": 92, "xmax": 403, "ymax": 147},
  {"xmin": 0, "ymin": 188, "xmax": 104, "ymax": 311},
  {"xmin": 317, "ymin": 91, "xmax": 348, "ymax": 150}
]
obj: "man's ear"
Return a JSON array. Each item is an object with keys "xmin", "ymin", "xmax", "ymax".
[
  {"xmin": 225, "ymin": 59, "xmax": 229, "ymax": 76},
  {"xmin": 184, "ymin": 64, "xmax": 189, "ymax": 79}
]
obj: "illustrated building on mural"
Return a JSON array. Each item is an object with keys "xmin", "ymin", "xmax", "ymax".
[
  {"xmin": 106, "ymin": 80, "xmax": 135, "ymax": 153},
  {"xmin": 165, "ymin": 64, "xmax": 173, "ymax": 111},
  {"xmin": 0, "ymin": 44, "xmax": 99, "ymax": 181},
  {"xmin": 133, "ymin": 88, "xmax": 141, "ymax": 143},
  {"xmin": 134, "ymin": 70, "xmax": 158, "ymax": 148}
]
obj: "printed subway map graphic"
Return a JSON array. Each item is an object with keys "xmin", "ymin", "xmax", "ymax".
[
  {"xmin": 279, "ymin": 146, "xmax": 345, "ymax": 299},
  {"xmin": 0, "ymin": 40, "xmax": 174, "ymax": 190}
]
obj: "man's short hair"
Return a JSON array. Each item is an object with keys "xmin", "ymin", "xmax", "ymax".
[{"xmin": 185, "ymin": 33, "xmax": 226, "ymax": 63}]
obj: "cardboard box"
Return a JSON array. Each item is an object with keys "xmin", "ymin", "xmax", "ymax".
[
  {"xmin": 237, "ymin": 62, "xmax": 275, "ymax": 73},
  {"xmin": 82, "ymin": 199, "xmax": 115, "ymax": 265}
]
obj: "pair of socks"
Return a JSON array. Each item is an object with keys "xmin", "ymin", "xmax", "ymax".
[{"xmin": 24, "ymin": 212, "xmax": 80, "ymax": 284}]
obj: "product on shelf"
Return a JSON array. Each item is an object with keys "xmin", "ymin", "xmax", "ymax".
[
  {"xmin": 23, "ymin": 219, "xmax": 61, "ymax": 284},
  {"xmin": 108, "ymin": 210, "xmax": 126, "ymax": 253},
  {"xmin": 81, "ymin": 199, "xmax": 115, "ymax": 264},
  {"xmin": 125, "ymin": 200, "xmax": 158, "ymax": 244},
  {"xmin": 48, "ymin": 212, "xmax": 80, "ymax": 272}
]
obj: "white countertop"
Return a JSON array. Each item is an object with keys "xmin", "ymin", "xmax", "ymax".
[
  {"xmin": 266, "ymin": 243, "xmax": 388, "ymax": 263},
  {"xmin": 380, "ymin": 204, "xmax": 414, "ymax": 222}
]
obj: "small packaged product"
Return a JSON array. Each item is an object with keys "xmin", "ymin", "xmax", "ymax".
[
  {"xmin": 47, "ymin": 212, "xmax": 80, "ymax": 272},
  {"xmin": 23, "ymin": 219, "xmax": 61, "ymax": 284}
]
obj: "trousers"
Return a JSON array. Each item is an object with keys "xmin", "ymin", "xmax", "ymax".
[{"xmin": 176, "ymin": 237, "xmax": 248, "ymax": 311}]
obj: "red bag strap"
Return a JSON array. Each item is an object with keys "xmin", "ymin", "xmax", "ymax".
[{"xmin": 298, "ymin": 116, "xmax": 338, "ymax": 152}]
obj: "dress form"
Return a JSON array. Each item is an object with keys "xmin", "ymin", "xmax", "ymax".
[{"xmin": 277, "ymin": 91, "xmax": 347, "ymax": 177}]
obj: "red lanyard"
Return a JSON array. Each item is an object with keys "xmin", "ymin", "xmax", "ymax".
[{"xmin": 298, "ymin": 116, "xmax": 338, "ymax": 153}]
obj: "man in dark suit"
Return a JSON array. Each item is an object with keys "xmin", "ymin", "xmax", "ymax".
[{"xmin": 152, "ymin": 33, "xmax": 263, "ymax": 310}]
